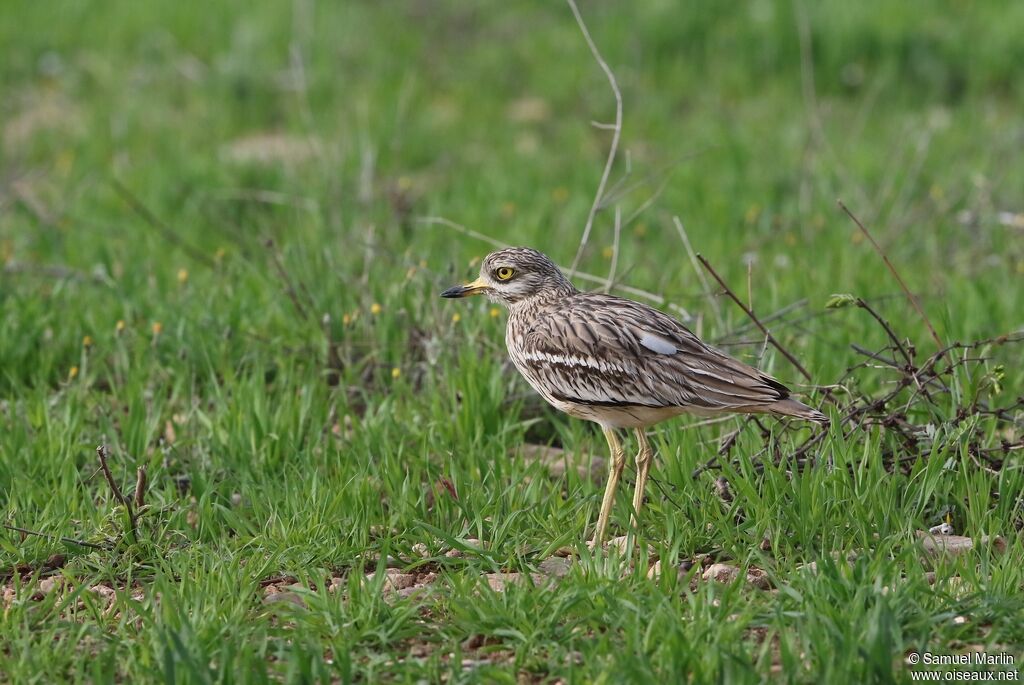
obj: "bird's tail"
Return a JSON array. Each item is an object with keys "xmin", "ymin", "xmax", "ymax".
[{"xmin": 767, "ymin": 398, "xmax": 830, "ymax": 426}]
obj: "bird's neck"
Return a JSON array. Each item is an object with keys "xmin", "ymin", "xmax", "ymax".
[{"xmin": 507, "ymin": 286, "xmax": 575, "ymax": 318}]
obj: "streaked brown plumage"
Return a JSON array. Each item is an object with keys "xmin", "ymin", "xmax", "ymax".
[{"xmin": 442, "ymin": 247, "xmax": 827, "ymax": 546}]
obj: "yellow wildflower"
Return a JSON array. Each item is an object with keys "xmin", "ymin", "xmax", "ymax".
[
  {"xmin": 115, "ymin": 320, "xmax": 125, "ymax": 334},
  {"xmin": 82, "ymin": 335, "xmax": 93, "ymax": 348},
  {"xmin": 370, "ymin": 303, "xmax": 382, "ymax": 315},
  {"xmin": 602, "ymin": 246, "xmax": 614, "ymax": 260},
  {"xmin": 56, "ymin": 150, "xmax": 75, "ymax": 176},
  {"xmin": 451, "ymin": 313, "xmax": 461, "ymax": 323},
  {"xmin": 391, "ymin": 367, "xmax": 401, "ymax": 379},
  {"xmin": 744, "ymin": 204, "xmax": 761, "ymax": 224},
  {"xmin": 69, "ymin": 366, "xmax": 78, "ymax": 380},
  {"xmin": 490, "ymin": 308, "xmax": 501, "ymax": 318},
  {"xmin": 151, "ymin": 321, "xmax": 163, "ymax": 335},
  {"xmin": 177, "ymin": 268, "xmax": 189, "ymax": 284}
]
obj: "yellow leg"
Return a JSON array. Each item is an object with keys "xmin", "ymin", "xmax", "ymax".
[
  {"xmin": 630, "ymin": 428, "xmax": 653, "ymax": 529},
  {"xmin": 592, "ymin": 427, "xmax": 625, "ymax": 546}
]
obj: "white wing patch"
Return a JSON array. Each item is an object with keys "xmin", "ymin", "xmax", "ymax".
[
  {"xmin": 639, "ymin": 332, "xmax": 677, "ymax": 355},
  {"xmin": 521, "ymin": 350, "xmax": 631, "ymax": 375}
]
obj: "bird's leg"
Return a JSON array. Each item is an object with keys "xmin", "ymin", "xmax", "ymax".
[
  {"xmin": 592, "ymin": 427, "xmax": 625, "ymax": 547},
  {"xmin": 630, "ymin": 428, "xmax": 653, "ymax": 529}
]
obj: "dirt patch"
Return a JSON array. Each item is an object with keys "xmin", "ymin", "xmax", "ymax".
[{"xmin": 221, "ymin": 132, "xmax": 321, "ymax": 166}]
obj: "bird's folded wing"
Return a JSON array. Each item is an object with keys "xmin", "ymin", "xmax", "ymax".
[{"xmin": 519, "ymin": 295, "xmax": 789, "ymax": 410}]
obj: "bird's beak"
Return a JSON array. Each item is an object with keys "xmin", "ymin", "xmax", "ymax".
[{"xmin": 440, "ymin": 277, "xmax": 488, "ymax": 298}]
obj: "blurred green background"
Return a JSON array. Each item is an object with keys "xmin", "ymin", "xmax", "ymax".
[{"xmin": 2, "ymin": 1, "xmax": 1022, "ymax": 682}]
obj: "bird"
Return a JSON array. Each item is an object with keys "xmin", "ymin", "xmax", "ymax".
[{"xmin": 441, "ymin": 247, "xmax": 828, "ymax": 547}]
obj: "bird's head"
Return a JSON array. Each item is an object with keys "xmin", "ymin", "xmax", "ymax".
[{"xmin": 440, "ymin": 247, "xmax": 576, "ymax": 307}]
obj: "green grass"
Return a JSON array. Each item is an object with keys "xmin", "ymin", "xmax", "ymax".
[{"xmin": 2, "ymin": 0, "xmax": 1023, "ymax": 682}]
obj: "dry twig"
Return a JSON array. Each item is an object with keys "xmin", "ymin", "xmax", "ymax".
[
  {"xmin": 2, "ymin": 523, "xmax": 107, "ymax": 551},
  {"xmin": 673, "ymin": 216, "xmax": 724, "ymax": 331},
  {"xmin": 603, "ymin": 206, "xmax": 622, "ymax": 292},
  {"xmin": 565, "ymin": 0, "xmax": 623, "ymax": 274},
  {"xmin": 838, "ymin": 199, "xmax": 943, "ymax": 350},
  {"xmin": 96, "ymin": 444, "xmax": 140, "ymax": 542},
  {"xmin": 110, "ymin": 178, "xmax": 216, "ymax": 268},
  {"xmin": 695, "ymin": 254, "xmax": 813, "ymax": 382}
]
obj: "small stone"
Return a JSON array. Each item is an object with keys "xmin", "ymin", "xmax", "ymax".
[
  {"xmin": 702, "ymin": 563, "xmax": 741, "ymax": 584},
  {"xmin": 462, "ymin": 634, "xmax": 486, "ymax": 650},
  {"xmin": 90, "ymin": 585, "xmax": 116, "ymax": 601},
  {"xmin": 699, "ymin": 563, "xmax": 770, "ymax": 589},
  {"xmin": 538, "ymin": 557, "xmax": 573, "ymax": 578},
  {"xmin": 38, "ymin": 577, "xmax": 60, "ymax": 594},
  {"xmin": 602, "ymin": 535, "xmax": 657, "ymax": 559},
  {"xmin": 393, "ymin": 585, "xmax": 429, "ymax": 600},
  {"xmin": 485, "ymin": 573, "xmax": 519, "ymax": 592},
  {"xmin": 745, "ymin": 567, "xmax": 772, "ymax": 590},
  {"xmin": 416, "ymin": 572, "xmax": 437, "ymax": 586},
  {"xmin": 484, "ymin": 573, "xmax": 543, "ymax": 592},
  {"xmin": 382, "ymin": 570, "xmax": 417, "ymax": 592},
  {"xmin": 443, "ymin": 538, "xmax": 483, "ymax": 558},
  {"xmin": 263, "ymin": 591, "xmax": 306, "ymax": 608},
  {"xmin": 916, "ymin": 530, "xmax": 1007, "ymax": 557},
  {"xmin": 646, "ymin": 560, "xmax": 663, "ymax": 580}
]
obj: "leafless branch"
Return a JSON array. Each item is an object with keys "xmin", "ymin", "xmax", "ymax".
[
  {"xmin": 838, "ymin": 199, "xmax": 943, "ymax": 350},
  {"xmin": 695, "ymin": 254, "xmax": 814, "ymax": 382},
  {"xmin": 110, "ymin": 177, "xmax": 216, "ymax": 269},
  {"xmin": 264, "ymin": 238, "xmax": 313, "ymax": 321},
  {"xmin": 96, "ymin": 444, "xmax": 139, "ymax": 541},
  {"xmin": 566, "ymin": 0, "xmax": 623, "ymax": 274},
  {"xmin": 673, "ymin": 216, "xmax": 724, "ymax": 331},
  {"xmin": 603, "ymin": 206, "xmax": 622, "ymax": 292},
  {"xmin": 2, "ymin": 523, "xmax": 107, "ymax": 551},
  {"xmin": 133, "ymin": 466, "xmax": 148, "ymax": 510},
  {"xmin": 417, "ymin": 216, "xmax": 506, "ymax": 249}
]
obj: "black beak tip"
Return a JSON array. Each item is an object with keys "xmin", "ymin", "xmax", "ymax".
[{"xmin": 440, "ymin": 285, "xmax": 465, "ymax": 299}]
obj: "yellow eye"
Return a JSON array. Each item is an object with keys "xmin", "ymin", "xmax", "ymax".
[{"xmin": 495, "ymin": 267, "xmax": 515, "ymax": 281}]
